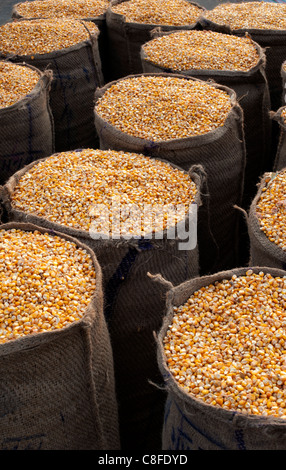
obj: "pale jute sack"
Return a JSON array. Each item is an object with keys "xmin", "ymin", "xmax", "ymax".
[
  {"xmin": 0, "ymin": 221, "xmax": 120, "ymax": 450},
  {"xmin": 156, "ymin": 266, "xmax": 286, "ymax": 450}
]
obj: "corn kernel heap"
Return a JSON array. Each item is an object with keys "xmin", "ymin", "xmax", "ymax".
[
  {"xmin": 142, "ymin": 30, "xmax": 260, "ymax": 72},
  {"xmin": 95, "ymin": 76, "xmax": 232, "ymax": 141},
  {"xmin": 164, "ymin": 270, "xmax": 286, "ymax": 418},
  {"xmin": 204, "ymin": 1, "xmax": 286, "ymax": 31},
  {"xmin": 0, "ymin": 229, "xmax": 97, "ymax": 344},
  {"xmin": 14, "ymin": 0, "xmax": 109, "ymax": 20},
  {"xmin": 11, "ymin": 148, "xmax": 197, "ymax": 235},
  {"xmin": 0, "ymin": 18, "xmax": 98, "ymax": 56},
  {"xmin": 256, "ymin": 170, "xmax": 286, "ymax": 251},
  {"xmin": 0, "ymin": 61, "xmax": 39, "ymax": 108},
  {"xmin": 111, "ymin": 0, "xmax": 202, "ymax": 26}
]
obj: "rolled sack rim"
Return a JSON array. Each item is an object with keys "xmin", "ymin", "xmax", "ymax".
[
  {"xmin": 0, "ymin": 62, "xmax": 53, "ymax": 115},
  {"xmin": 94, "ymin": 72, "xmax": 242, "ymax": 150},
  {"xmin": 140, "ymin": 33, "xmax": 267, "ymax": 79},
  {"xmin": 0, "ymin": 220, "xmax": 104, "ymax": 356},
  {"xmin": 0, "ymin": 150, "xmax": 203, "ymax": 247},
  {"xmin": 248, "ymin": 172, "xmax": 286, "ymax": 264},
  {"xmin": 156, "ymin": 265, "xmax": 286, "ymax": 427},
  {"xmin": 199, "ymin": 16, "xmax": 286, "ymax": 38},
  {"xmin": 0, "ymin": 19, "xmax": 101, "ymax": 63}
]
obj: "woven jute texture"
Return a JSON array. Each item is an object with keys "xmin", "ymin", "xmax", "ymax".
[
  {"xmin": 94, "ymin": 72, "xmax": 247, "ymax": 275},
  {"xmin": 0, "ymin": 20, "xmax": 104, "ymax": 152},
  {"xmin": 105, "ymin": 0, "xmax": 204, "ymax": 81},
  {"xmin": 0, "ymin": 152, "xmax": 202, "ymax": 450},
  {"xmin": 0, "ymin": 221, "xmax": 120, "ymax": 450},
  {"xmin": 0, "ymin": 64, "xmax": 54, "ymax": 186}
]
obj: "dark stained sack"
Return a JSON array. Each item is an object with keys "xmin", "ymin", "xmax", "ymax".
[
  {"xmin": 11, "ymin": 4, "xmax": 110, "ymax": 84},
  {"xmin": 0, "ymin": 64, "xmax": 54, "ymax": 186},
  {"xmin": 248, "ymin": 171, "xmax": 286, "ymax": 270},
  {"xmin": 0, "ymin": 20, "xmax": 104, "ymax": 153},
  {"xmin": 0, "ymin": 152, "xmax": 202, "ymax": 451},
  {"xmin": 271, "ymin": 105, "xmax": 286, "ymax": 172},
  {"xmin": 141, "ymin": 29, "xmax": 271, "ymax": 208},
  {"xmin": 156, "ymin": 266, "xmax": 286, "ymax": 450},
  {"xmin": 281, "ymin": 60, "xmax": 286, "ymax": 106},
  {"xmin": 93, "ymin": 73, "xmax": 247, "ymax": 275},
  {"xmin": 0, "ymin": 221, "xmax": 120, "ymax": 450},
  {"xmin": 105, "ymin": 0, "xmax": 204, "ymax": 81}
]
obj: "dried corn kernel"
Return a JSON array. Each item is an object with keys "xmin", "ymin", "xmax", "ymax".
[
  {"xmin": 95, "ymin": 75, "xmax": 232, "ymax": 141},
  {"xmin": 0, "ymin": 18, "xmax": 98, "ymax": 56},
  {"xmin": 204, "ymin": 2, "xmax": 286, "ymax": 31},
  {"xmin": 164, "ymin": 270, "xmax": 286, "ymax": 418},
  {"xmin": 142, "ymin": 30, "xmax": 260, "ymax": 72},
  {"xmin": 10, "ymin": 148, "xmax": 197, "ymax": 235},
  {"xmin": 0, "ymin": 228, "xmax": 97, "ymax": 344},
  {"xmin": 0, "ymin": 61, "xmax": 39, "ymax": 108},
  {"xmin": 256, "ymin": 170, "xmax": 286, "ymax": 250},
  {"xmin": 14, "ymin": 0, "xmax": 109, "ymax": 20},
  {"xmin": 111, "ymin": 0, "xmax": 202, "ymax": 26}
]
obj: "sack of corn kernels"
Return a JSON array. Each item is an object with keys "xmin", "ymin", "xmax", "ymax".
[
  {"xmin": 141, "ymin": 29, "xmax": 271, "ymax": 208},
  {"xmin": 200, "ymin": 2, "xmax": 286, "ymax": 114},
  {"xmin": 281, "ymin": 60, "xmax": 286, "ymax": 106},
  {"xmin": 248, "ymin": 169, "xmax": 286, "ymax": 270},
  {"xmin": 105, "ymin": 0, "xmax": 204, "ymax": 81},
  {"xmin": 0, "ymin": 61, "xmax": 54, "ymax": 186},
  {"xmin": 11, "ymin": 0, "xmax": 111, "ymax": 84},
  {"xmin": 0, "ymin": 18, "xmax": 104, "ymax": 153},
  {"xmin": 94, "ymin": 73, "xmax": 247, "ymax": 275},
  {"xmin": 156, "ymin": 266, "xmax": 286, "ymax": 450},
  {"xmin": 0, "ymin": 148, "xmax": 202, "ymax": 450},
  {"xmin": 0, "ymin": 221, "xmax": 120, "ymax": 450},
  {"xmin": 271, "ymin": 105, "xmax": 286, "ymax": 172}
]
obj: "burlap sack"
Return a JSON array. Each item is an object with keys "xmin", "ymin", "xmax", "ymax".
[
  {"xmin": 0, "ymin": 63, "xmax": 54, "ymax": 186},
  {"xmin": 199, "ymin": 15, "xmax": 286, "ymax": 114},
  {"xmin": 155, "ymin": 265, "xmax": 286, "ymax": 450},
  {"xmin": 94, "ymin": 72, "xmax": 247, "ymax": 275},
  {"xmin": 0, "ymin": 151, "xmax": 202, "ymax": 450},
  {"xmin": 0, "ymin": 221, "xmax": 120, "ymax": 450},
  {"xmin": 271, "ymin": 106, "xmax": 286, "ymax": 172},
  {"xmin": 248, "ymin": 171, "xmax": 286, "ymax": 270},
  {"xmin": 0, "ymin": 20, "xmax": 104, "ymax": 153},
  {"xmin": 141, "ymin": 30, "xmax": 271, "ymax": 208},
  {"xmin": 11, "ymin": 6, "xmax": 110, "ymax": 84},
  {"xmin": 105, "ymin": 0, "xmax": 204, "ymax": 81}
]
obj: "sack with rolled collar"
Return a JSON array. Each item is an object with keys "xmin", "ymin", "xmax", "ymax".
[
  {"xmin": 105, "ymin": 0, "xmax": 204, "ymax": 81},
  {"xmin": 271, "ymin": 106, "xmax": 286, "ymax": 172},
  {"xmin": 248, "ymin": 171, "xmax": 286, "ymax": 270},
  {"xmin": 0, "ymin": 152, "xmax": 202, "ymax": 451},
  {"xmin": 0, "ymin": 64, "xmax": 54, "ymax": 186},
  {"xmin": 11, "ymin": 5, "xmax": 110, "ymax": 84},
  {"xmin": 1, "ymin": 21, "xmax": 104, "ymax": 152},
  {"xmin": 0, "ymin": 221, "xmax": 120, "ymax": 450},
  {"xmin": 94, "ymin": 72, "xmax": 247, "ymax": 275},
  {"xmin": 156, "ymin": 266, "xmax": 286, "ymax": 450},
  {"xmin": 141, "ymin": 29, "xmax": 271, "ymax": 207}
]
